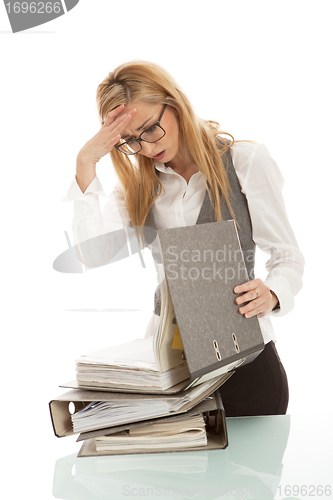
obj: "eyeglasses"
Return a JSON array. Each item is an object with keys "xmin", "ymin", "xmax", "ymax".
[{"xmin": 115, "ymin": 104, "xmax": 167, "ymax": 155}]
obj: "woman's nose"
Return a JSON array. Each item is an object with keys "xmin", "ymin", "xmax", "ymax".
[{"xmin": 139, "ymin": 141, "xmax": 157, "ymax": 157}]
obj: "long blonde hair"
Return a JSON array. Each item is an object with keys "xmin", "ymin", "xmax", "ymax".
[{"xmin": 96, "ymin": 60, "xmax": 236, "ymax": 228}]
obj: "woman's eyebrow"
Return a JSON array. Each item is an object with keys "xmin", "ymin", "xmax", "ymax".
[{"xmin": 122, "ymin": 115, "xmax": 154, "ymax": 140}]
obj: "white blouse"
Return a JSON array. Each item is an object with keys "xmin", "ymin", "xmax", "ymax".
[{"xmin": 63, "ymin": 141, "xmax": 305, "ymax": 344}]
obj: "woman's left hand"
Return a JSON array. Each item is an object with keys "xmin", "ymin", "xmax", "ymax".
[{"xmin": 234, "ymin": 278, "xmax": 279, "ymax": 318}]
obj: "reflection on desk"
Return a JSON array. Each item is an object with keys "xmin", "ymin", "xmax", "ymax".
[{"xmin": 53, "ymin": 415, "xmax": 291, "ymax": 499}]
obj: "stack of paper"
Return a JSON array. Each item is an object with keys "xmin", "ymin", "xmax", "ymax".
[
  {"xmin": 75, "ymin": 390, "xmax": 229, "ymax": 457},
  {"xmin": 71, "ymin": 378, "xmax": 223, "ymax": 433},
  {"xmin": 75, "ymin": 336, "xmax": 189, "ymax": 392},
  {"xmin": 50, "ymin": 258, "xmax": 229, "ymax": 454},
  {"xmin": 94, "ymin": 414, "xmax": 207, "ymax": 452},
  {"xmin": 50, "ymin": 221, "xmax": 266, "ymax": 456}
]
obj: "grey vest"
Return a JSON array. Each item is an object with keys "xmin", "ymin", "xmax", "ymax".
[{"xmin": 145, "ymin": 148, "xmax": 256, "ymax": 315}]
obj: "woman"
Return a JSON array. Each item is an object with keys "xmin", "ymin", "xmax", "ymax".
[{"xmin": 64, "ymin": 60, "xmax": 304, "ymax": 417}]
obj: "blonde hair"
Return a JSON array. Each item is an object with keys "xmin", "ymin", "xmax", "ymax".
[{"xmin": 96, "ymin": 60, "xmax": 236, "ymax": 228}]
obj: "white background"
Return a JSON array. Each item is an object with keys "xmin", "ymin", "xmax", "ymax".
[{"xmin": 1, "ymin": 0, "xmax": 332, "ymax": 498}]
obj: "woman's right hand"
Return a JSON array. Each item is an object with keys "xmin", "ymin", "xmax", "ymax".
[{"xmin": 76, "ymin": 105, "xmax": 136, "ymax": 193}]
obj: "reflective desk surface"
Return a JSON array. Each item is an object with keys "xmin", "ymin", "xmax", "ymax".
[{"xmin": 51, "ymin": 413, "xmax": 333, "ymax": 500}]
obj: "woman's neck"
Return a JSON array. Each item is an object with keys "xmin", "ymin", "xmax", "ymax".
[{"xmin": 166, "ymin": 150, "xmax": 199, "ymax": 183}]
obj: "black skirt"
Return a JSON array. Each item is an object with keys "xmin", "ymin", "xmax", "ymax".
[{"xmin": 218, "ymin": 341, "xmax": 289, "ymax": 417}]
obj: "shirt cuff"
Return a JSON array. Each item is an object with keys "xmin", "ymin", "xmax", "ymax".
[
  {"xmin": 61, "ymin": 176, "xmax": 107, "ymax": 202},
  {"xmin": 263, "ymin": 276, "xmax": 294, "ymax": 317}
]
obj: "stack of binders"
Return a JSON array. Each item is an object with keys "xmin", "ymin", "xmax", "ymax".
[{"xmin": 49, "ymin": 221, "xmax": 264, "ymax": 456}]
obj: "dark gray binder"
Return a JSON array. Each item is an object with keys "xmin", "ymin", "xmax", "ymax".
[{"xmin": 157, "ymin": 220, "xmax": 264, "ymax": 389}]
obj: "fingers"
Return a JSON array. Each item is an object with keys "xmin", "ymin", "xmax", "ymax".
[
  {"xmin": 234, "ymin": 278, "xmax": 262, "ymax": 306},
  {"xmin": 112, "ymin": 109, "xmax": 137, "ymax": 137},
  {"xmin": 237, "ymin": 295, "xmax": 266, "ymax": 319},
  {"xmin": 234, "ymin": 278, "xmax": 262, "ymax": 296},
  {"xmin": 103, "ymin": 104, "xmax": 125, "ymax": 126},
  {"xmin": 234, "ymin": 279, "xmax": 272, "ymax": 319},
  {"xmin": 103, "ymin": 106, "xmax": 137, "ymax": 136},
  {"xmin": 97, "ymin": 107, "xmax": 136, "ymax": 156},
  {"xmin": 78, "ymin": 106, "xmax": 137, "ymax": 165}
]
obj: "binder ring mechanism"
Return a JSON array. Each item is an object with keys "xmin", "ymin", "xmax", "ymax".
[
  {"xmin": 232, "ymin": 333, "xmax": 240, "ymax": 353},
  {"xmin": 213, "ymin": 340, "xmax": 221, "ymax": 361},
  {"xmin": 213, "ymin": 334, "xmax": 240, "ymax": 361}
]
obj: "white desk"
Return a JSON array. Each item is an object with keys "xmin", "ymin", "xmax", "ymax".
[{"xmin": 52, "ymin": 413, "xmax": 333, "ymax": 500}]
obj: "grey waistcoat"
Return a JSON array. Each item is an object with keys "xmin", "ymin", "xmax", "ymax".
[{"xmin": 144, "ymin": 148, "xmax": 256, "ymax": 315}]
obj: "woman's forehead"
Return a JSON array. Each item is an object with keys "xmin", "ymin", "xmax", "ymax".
[
  {"xmin": 120, "ymin": 101, "xmax": 161, "ymax": 139},
  {"xmin": 121, "ymin": 100, "xmax": 159, "ymax": 116}
]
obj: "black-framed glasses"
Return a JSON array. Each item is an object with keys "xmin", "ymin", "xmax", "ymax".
[{"xmin": 115, "ymin": 104, "xmax": 167, "ymax": 155}]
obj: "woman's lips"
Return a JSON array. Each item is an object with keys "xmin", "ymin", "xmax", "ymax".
[{"xmin": 153, "ymin": 150, "xmax": 166, "ymax": 161}]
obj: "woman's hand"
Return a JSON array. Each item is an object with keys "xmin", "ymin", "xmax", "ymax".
[
  {"xmin": 234, "ymin": 278, "xmax": 279, "ymax": 318},
  {"xmin": 76, "ymin": 105, "xmax": 136, "ymax": 193}
]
